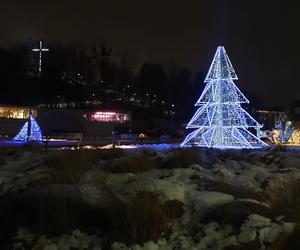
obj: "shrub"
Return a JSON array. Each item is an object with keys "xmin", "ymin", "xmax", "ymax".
[
  {"xmin": 95, "ymin": 148, "xmax": 124, "ymax": 161},
  {"xmin": 108, "ymin": 155, "xmax": 157, "ymax": 173},
  {"xmin": 216, "ymin": 149, "xmax": 253, "ymax": 163},
  {"xmin": 162, "ymin": 148, "xmax": 203, "ymax": 169},
  {"xmin": 4, "ymin": 186, "xmax": 108, "ymax": 237},
  {"xmin": 201, "ymin": 200, "xmax": 271, "ymax": 232},
  {"xmin": 268, "ymin": 225, "xmax": 300, "ymax": 250},
  {"xmin": 208, "ymin": 180, "xmax": 267, "ymax": 201},
  {"xmin": 263, "ymin": 174, "xmax": 300, "ymax": 222},
  {"xmin": 108, "ymin": 191, "xmax": 183, "ymax": 246},
  {"xmin": 223, "ymin": 240, "xmax": 260, "ymax": 250},
  {"xmin": 44, "ymin": 150, "xmax": 97, "ymax": 184}
]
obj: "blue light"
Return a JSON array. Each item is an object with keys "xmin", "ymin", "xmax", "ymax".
[
  {"xmin": 181, "ymin": 46, "xmax": 268, "ymax": 149},
  {"xmin": 275, "ymin": 121, "xmax": 294, "ymax": 143},
  {"xmin": 14, "ymin": 114, "xmax": 43, "ymax": 142}
]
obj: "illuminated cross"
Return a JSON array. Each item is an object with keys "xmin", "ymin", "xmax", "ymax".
[{"xmin": 32, "ymin": 41, "xmax": 49, "ymax": 74}]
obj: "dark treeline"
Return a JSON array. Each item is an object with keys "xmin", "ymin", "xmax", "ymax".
[{"xmin": 0, "ymin": 39, "xmax": 205, "ymax": 132}]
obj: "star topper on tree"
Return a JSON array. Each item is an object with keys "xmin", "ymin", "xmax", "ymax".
[{"xmin": 181, "ymin": 46, "xmax": 268, "ymax": 149}]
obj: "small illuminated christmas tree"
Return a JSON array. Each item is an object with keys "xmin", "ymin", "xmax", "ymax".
[
  {"xmin": 181, "ymin": 46, "xmax": 267, "ymax": 149},
  {"xmin": 14, "ymin": 114, "xmax": 43, "ymax": 142}
]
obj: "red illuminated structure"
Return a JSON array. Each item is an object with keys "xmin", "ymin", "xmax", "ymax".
[{"xmin": 83, "ymin": 111, "xmax": 129, "ymax": 124}]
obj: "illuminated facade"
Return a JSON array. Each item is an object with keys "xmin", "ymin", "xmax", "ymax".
[
  {"xmin": 181, "ymin": 46, "xmax": 268, "ymax": 149},
  {"xmin": 83, "ymin": 111, "xmax": 129, "ymax": 124},
  {"xmin": 0, "ymin": 106, "xmax": 37, "ymax": 119}
]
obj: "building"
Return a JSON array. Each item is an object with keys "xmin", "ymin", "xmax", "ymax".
[
  {"xmin": 0, "ymin": 105, "xmax": 131, "ymax": 138},
  {"xmin": 0, "ymin": 105, "xmax": 38, "ymax": 136}
]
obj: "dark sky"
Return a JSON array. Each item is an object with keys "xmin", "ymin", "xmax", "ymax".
[{"xmin": 1, "ymin": 0, "xmax": 300, "ymax": 107}]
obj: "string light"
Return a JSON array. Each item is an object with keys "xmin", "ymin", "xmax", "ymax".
[
  {"xmin": 14, "ymin": 114, "xmax": 43, "ymax": 142},
  {"xmin": 181, "ymin": 46, "xmax": 268, "ymax": 149}
]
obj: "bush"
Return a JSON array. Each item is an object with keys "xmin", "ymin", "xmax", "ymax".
[
  {"xmin": 268, "ymin": 225, "xmax": 300, "ymax": 250},
  {"xmin": 108, "ymin": 191, "xmax": 183, "ymax": 245},
  {"xmin": 44, "ymin": 150, "xmax": 97, "ymax": 184},
  {"xmin": 108, "ymin": 155, "xmax": 157, "ymax": 173},
  {"xmin": 264, "ymin": 174, "xmax": 300, "ymax": 222},
  {"xmin": 216, "ymin": 149, "xmax": 253, "ymax": 163},
  {"xmin": 162, "ymin": 148, "xmax": 203, "ymax": 169},
  {"xmin": 208, "ymin": 180, "xmax": 267, "ymax": 201},
  {"xmin": 201, "ymin": 200, "xmax": 271, "ymax": 232},
  {"xmin": 95, "ymin": 148, "xmax": 124, "ymax": 161}
]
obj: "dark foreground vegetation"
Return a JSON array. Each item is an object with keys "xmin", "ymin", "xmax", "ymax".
[{"xmin": 0, "ymin": 146, "xmax": 299, "ymax": 249}]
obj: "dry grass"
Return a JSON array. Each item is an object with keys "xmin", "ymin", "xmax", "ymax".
[
  {"xmin": 108, "ymin": 154, "xmax": 157, "ymax": 173},
  {"xmin": 162, "ymin": 148, "xmax": 203, "ymax": 169},
  {"xmin": 204, "ymin": 175, "xmax": 300, "ymax": 232},
  {"xmin": 263, "ymin": 174, "xmax": 300, "ymax": 222},
  {"xmin": 215, "ymin": 149, "xmax": 253, "ymax": 163},
  {"xmin": 44, "ymin": 150, "xmax": 96, "ymax": 184},
  {"xmin": 109, "ymin": 191, "xmax": 183, "ymax": 246},
  {"xmin": 223, "ymin": 240, "xmax": 260, "ymax": 250},
  {"xmin": 201, "ymin": 200, "xmax": 271, "ymax": 231},
  {"xmin": 42, "ymin": 149, "xmax": 125, "ymax": 184},
  {"xmin": 267, "ymin": 225, "xmax": 300, "ymax": 250},
  {"xmin": 208, "ymin": 180, "xmax": 267, "ymax": 201}
]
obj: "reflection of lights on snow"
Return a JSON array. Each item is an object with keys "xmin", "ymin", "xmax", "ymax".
[{"xmin": 100, "ymin": 144, "xmax": 179, "ymax": 150}]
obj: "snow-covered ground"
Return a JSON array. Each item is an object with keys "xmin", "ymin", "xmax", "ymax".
[{"xmin": 0, "ymin": 146, "xmax": 300, "ymax": 249}]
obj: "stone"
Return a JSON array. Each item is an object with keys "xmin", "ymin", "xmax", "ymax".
[
  {"xmin": 238, "ymin": 226, "xmax": 257, "ymax": 243},
  {"xmin": 247, "ymin": 214, "xmax": 271, "ymax": 228}
]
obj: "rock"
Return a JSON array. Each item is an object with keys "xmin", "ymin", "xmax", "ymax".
[
  {"xmin": 202, "ymin": 222, "xmax": 220, "ymax": 235},
  {"xmin": 247, "ymin": 214, "xmax": 271, "ymax": 228},
  {"xmin": 213, "ymin": 164, "xmax": 234, "ymax": 178},
  {"xmin": 192, "ymin": 191, "xmax": 234, "ymax": 219},
  {"xmin": 282, "ymin": 222, "xmax": 295, "ymax": 234},
  {"xmin": 238, "ymin": 226, "xmax": 257, "ymax": 243},
  {"xmin": 275, "ymin": 215, "xmax": 285, "ymax": 223},
  {"xmin": 258, "ymin": 223, "xmax": 283, "ymax": 244},
  {"xmin": 189, "ymin": 164, "xmax": 204, "ymax": 172}
]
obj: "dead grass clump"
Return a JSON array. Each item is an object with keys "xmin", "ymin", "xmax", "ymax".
[
  {"xmin": 223, "ymin": 240, "xmax": 260, "ymax": 250},
  {"xmin": 6, "ymin": 186, "xmax": 108, "ymax": 237},
  {"xmin": 44, "ymin": 150, "xmax": 96, "ymax": 184},
  {"xmin": 162, "ymin": 148, "xmax": 203, "ymax": 169},
  {"xmin": 258, "ymin": 151, "xmax": 286, "ymax": 165},
  {"xmin": 263, "ymin": 174, "xmax": 300, "ymax": 222},
  {"xmin": 209, "ymin": 181, "xmax": 267, "ymax": 202},
  {"xmin": 201, "ymin": 200, "xmax": 271, "ymax": 231},
  {"xmin": 109, "ymin": 191, "xmax": 183, "ymax": 246},
  {"xmin": 108, "ymin": 155, "xmax": 157, "ymax": 173},
  {"xmin": 268, "ymin": 225, "xmax": 300, "ymax": 250},
  {"xmin": 216, "ymin": 149, "xmax": 253, "ymax": 163},
  {"xmin": 95, "ymin": 148, "xmax": 124, "ymax": 161}
]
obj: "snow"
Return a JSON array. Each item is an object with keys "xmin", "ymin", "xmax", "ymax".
[{"xmin": 2, "ymin": 146, "xmax": 300, "ymax": 249}]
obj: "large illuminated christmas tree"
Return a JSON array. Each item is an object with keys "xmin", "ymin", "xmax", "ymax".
[
  {"xmin": 14, "ymin": 114, "xmax": 43, "ymax": 142},
  {"xmin": 181, "ymin": 46, "xmax": 267, "ymax": 149}
]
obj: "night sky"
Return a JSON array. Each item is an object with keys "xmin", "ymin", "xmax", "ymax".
[{"xmin": 1, "ymin": 0, "xmax": 300, "ymax": 107}]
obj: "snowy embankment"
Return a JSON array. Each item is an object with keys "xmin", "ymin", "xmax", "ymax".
[{"xmin": 0, "ymin": 146, "xmax": 300, "ymax": 249}]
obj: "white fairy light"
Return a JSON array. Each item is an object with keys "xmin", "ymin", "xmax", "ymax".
[
  {"xmin": 32, "ymin": 41, "xmax": 49, "ymax": 74},
  {"xmin": 181, "ymin": 46, "xmax": 268, "ymax": 149}
]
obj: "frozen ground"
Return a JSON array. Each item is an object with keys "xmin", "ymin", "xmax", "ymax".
[{"xmin": 0, "ymin": 145, "xmax": 300, "ymax": 249}]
